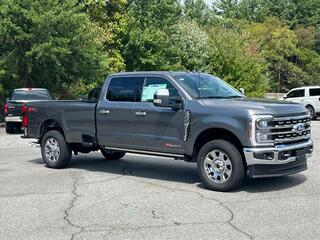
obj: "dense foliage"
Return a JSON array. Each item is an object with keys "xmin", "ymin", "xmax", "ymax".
[{"xmin": 1, "ymin": 0, "xmax": 320, "ymax": 104}]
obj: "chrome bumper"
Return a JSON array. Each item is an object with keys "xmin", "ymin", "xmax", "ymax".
[
  {"xmin": 244, "ymin": 139, "xmax": 313, "ymax": 165},
  {"xmin": 5, "ymin": 116, "xmax": 22, "ymax": 123}
]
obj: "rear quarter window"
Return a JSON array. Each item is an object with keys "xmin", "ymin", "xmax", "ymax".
[{"xmin": 309, "ymin": 88, "xmax": 320, "ymax": 96}]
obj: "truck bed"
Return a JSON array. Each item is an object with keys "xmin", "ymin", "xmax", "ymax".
[{"xmin": 26, "ymin": 100, "xmax": 97, "ymax": 144}]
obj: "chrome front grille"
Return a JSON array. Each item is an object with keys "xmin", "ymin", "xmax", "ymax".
[{"xmin": 268, "ymin": 115, "xmax": 311, "ymax": 144}]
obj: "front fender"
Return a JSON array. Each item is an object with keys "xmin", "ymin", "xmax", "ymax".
[{"xmin": 185, "ymin": 115, "xmax": 250, "ymax": 156}]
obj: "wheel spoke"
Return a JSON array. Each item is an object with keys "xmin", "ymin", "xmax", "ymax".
[{"xmin": 204, "ymin": 149, "xmax": 233, "ymax": 184}]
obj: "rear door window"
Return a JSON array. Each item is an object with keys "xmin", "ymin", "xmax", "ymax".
[
  {"xmin": 106, "ymin": 77, "xmax": 144, "ymax": 102},
  {"xmin": 286, "ymin": 89, "xmax": 305, "ymax": 98},
  {"xmin": 309, "ymin": 88, "xmax": 320, "ymax": 96}
]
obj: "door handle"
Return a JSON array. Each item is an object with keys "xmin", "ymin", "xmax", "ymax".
[
  {"xmin": 99, "ymin": 109, "xmax": 110, "ymax": 114},
  {"xmin": 135, "ymin": 111, "xmax": 146, "ymax": 116}
]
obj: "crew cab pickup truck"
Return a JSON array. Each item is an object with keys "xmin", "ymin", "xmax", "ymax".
[
  {"xmin": 22, "ymin": 72, "xmax": 313, "ymax": 191},
  {"xmin": 4, "ymin": 88, "xmax": 52, "ymax": 133},
  {"xmin": 281, "ymin": 86, "xmax": 320, "ymax": 120}
]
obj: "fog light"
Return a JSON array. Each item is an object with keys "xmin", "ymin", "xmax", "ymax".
[{"xmin": 254, "ymin": 152, "xmax": 274, "ymax": 160}]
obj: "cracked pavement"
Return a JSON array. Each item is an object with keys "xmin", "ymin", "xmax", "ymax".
[{"xmin": 0, "ymin": 121, "xmax": 320, "ymax": 240}]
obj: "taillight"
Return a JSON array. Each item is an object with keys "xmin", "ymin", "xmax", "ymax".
[
  {"xmin": 4, "ymin": 103, "xmax": 8, "ymax": 113},
  {"xmin": 21, "ymin": 105, "xmax": 37, "ymax": 127},
  {"xmin": 22, "ymin": 105, "xmax": 28, "ymax": 127}
]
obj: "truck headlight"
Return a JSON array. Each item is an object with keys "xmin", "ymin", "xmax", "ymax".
[{"xmin": 249, "ymin": 115, "xmax": 274, "ymax": 146}]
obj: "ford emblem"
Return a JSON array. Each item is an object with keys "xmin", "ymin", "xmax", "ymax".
[{"xmin": 293, "ymin": 123, "xmax": 305, "ymax": 132}]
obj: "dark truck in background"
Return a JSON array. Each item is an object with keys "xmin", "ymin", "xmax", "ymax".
[
  {"xmin": 4, "ymin": 88, "xmax": 52, "ymax": 133},
  {"xmin": 22, "ymin": 72, "xmax": 313, "ymax": 191}
]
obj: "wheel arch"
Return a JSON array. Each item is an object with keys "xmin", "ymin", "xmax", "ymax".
[
  {"xmin": 39, "ymin": 119, "xmax": 65, "ymax": 140},
  {"xmin": 192, "ymin": 128, "xmax": 246, "ymax": 165}
]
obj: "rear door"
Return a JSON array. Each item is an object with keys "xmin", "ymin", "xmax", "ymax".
[
  {"xmin": 96, "ymin": 76, "xmax": 144, "ymax": 148},
  {"xmin": 308, "ymin": 87, "xmax": 320, "ymax": 112},
  {"xmin": 132, "ymin": 76, "xmax": 185, "ymax": 153}
]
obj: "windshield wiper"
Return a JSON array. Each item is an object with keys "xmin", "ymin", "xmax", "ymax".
[{"xmin": 224, "ymin": 95, "xmax": 243, "ymax": 99}]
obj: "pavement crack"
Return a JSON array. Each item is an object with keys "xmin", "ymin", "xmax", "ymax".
[
  {"xmin": 62, "ymin": 175, "xmax": 84, "ymax": 240},
  {"xmin": 221, "ymin": 202, "xmax": 254, "ymax": 240}
]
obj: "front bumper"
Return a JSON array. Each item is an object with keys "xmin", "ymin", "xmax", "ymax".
[
  {"xmin": 5, "ymin": 116, "xmax": 22, "ymax": 123},
  {"xmin": 244, "ymin": 139, "xmax": 313, "ymax": 178}
]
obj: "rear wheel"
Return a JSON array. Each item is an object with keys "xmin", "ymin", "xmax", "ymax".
[
  {"xmin": 306, "ymin": 105, "xmax": 316, "ymax": 120},
  {"xmin": 41, "ymin": 130, "xmax": 72, "ymax": 168},
  {"xmin": 197, "ymin": 140, "xmax": 245, "ymax": 192},
  {"xmin": 100, "ymin": 148, "xmax": 125, "ymax": 160}
]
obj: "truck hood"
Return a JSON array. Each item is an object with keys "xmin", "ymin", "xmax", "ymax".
[{"xmin": 199, "ymin": 98, "xmax": 308, "ymax": 116}]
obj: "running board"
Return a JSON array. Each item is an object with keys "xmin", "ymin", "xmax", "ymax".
[{"xmin": 104, "ymin": 147, "xmax": 184, "ymax": 158}]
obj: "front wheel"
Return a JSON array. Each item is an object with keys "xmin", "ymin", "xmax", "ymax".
[
  {"xmin": 197, "ymin": 140, "xmax": 245, "ymax": 192},
  {"xmin": 306, "ymin": 105, "xmax": 316, "ymax": 120},
  {"xmin": 100, "ymin": 148, "xmax": 125, "ymax": 160},
  {"xmin": 41, "ymin": 130, "xmax": 72, "ymax": 168}
]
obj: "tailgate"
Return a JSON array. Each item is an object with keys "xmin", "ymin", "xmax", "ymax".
[{"xmin": 6, "ymin": 101, "xmax": 25, "ymax": 117}]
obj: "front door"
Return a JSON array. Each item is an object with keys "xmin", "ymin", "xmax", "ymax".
[
  {"xmin": 132, "ymin": 76, "xmax": 185, "ymax": 154},
  {"xmin": 96, "ymin": 76, "xmax": 144, "ymax": 148},
  {"xmin": 285, "ymin": 89, "xmax": 305, "ymax": 104}
]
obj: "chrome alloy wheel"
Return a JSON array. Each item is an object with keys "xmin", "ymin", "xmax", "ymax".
[
  {"xmin": 45, "ymin": 137, "xmax": 60, "ymax": 162},
  {"xmin": 204, "ymin": 150, "xmax": 233, "ymax": 183}
]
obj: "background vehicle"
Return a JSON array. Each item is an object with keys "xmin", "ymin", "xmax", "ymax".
[
  {"xmin": 4, "ymin": 88, "xmax": 52, "ymax": 133},
  {"xmin": 22, "ymin": 72, "xmax": 313, "ymax": 191},
  {"xmin": 281, "ymin": 86, "xmax": 320, "ymax": 120}
]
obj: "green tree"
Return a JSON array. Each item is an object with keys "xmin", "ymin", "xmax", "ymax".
[
  {"xmin": 206, "ymin": 27, "xmax": 269, "ymax": 97},
  {"xmin": 122, "ymin": 0, "xmax": 182, "ymax": 70},
  {"xmin": 183, "ymin": 0, "xmax": 212, "ymax": 25},
  {"xmin": 170, "ymin": 20, "xmax": 210, "ymax": 71},
  {"xmin": 82, "ymin": 0, "xmax": 127, "ymax": 75},
  {"xmin": 0, "ymin": 0, "xmax": 107, "ymax": 99},
  {"xmin": 246, "ymin": 18, "xmax": 311, "ymax": 92}
]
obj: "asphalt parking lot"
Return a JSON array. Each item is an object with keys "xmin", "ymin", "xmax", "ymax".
[{"xmin": 0, "ymin": 122, "xmax": 319, "ymax": 240}]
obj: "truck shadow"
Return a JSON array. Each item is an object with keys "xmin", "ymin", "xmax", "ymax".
[{"xmin": 30, "ymin": 153, "xmax": 307, "ymax": 193}]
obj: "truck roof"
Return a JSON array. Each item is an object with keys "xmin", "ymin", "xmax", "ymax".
[
  {"xmin": 290, "ymin": 86, "xmax": 320, "ymax": 91},
  {"xmin": 14, "ymin": 88, "xmax": 48, "ymax": 91},
  {"xmin": 108, "ymin": 71, "xmax": 204, "ymax": 77}
]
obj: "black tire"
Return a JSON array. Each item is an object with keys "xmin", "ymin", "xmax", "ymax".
[
  {"xmin": 306, "ymin": 105, "xmax": 316, "ymax": 120},
  {"xmin": 5, "ymin": 122, "xmax": 15, "ymax": 134},
  {"xmin": 100, "ymin": 148, "xmax": 125, "ymax": 160},
  {"xmin": 197, "ymin": 140, "xmax": 245, "ymax": 192},
  {"xmin": 41, "ymin": 130, "xmax": 72, "ymax": 168}
]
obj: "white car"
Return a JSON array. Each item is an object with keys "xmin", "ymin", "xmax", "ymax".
[{"xmin": 281, "ymin": 86, "xmax": 320, "ymax": 120}]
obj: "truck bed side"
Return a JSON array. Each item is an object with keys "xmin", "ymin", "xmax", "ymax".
[{"xmin": 26, "ymin": 100, "xmax": 97, "ymax": 144}]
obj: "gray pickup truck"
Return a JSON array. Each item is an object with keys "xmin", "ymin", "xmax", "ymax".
[{"xmin": 22, "ymin": 72, "xmax": 313, "ymax": 191}]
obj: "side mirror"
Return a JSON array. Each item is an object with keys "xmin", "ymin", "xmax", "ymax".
[
  {"xmin": 153, "ymin": 89, "xmax": 183, "ymax": 111},
  {"xmin": 239, "ymin": 88, "xmax": 245, "ymax": 95},
  {"xmin": 79, "ymin": 94, "xmax": 87, "ymax": 101},
  {"xmin": 153, "ymin": 89, "xmax": 170, "ymax": 107}
]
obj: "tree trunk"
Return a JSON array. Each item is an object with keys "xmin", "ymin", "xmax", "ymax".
[{"xmin": 22, "ymin": 63, "xmax": 31, "ymax": 87}]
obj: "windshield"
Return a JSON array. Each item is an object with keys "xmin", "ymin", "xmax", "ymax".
[
  {"xmin": 11, "ymin": 90, "xmax": 52, "ymax": 100},
  {"xmin": 172, "ymin": 73, "xmax": 243, "ymax": 99}
]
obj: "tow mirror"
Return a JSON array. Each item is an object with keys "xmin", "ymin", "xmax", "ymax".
[
  {"xmin": 79, "ymin": 94, "xmax": 88, "ymax": 101},
  {"xmin": 153, "ymin": 89, "xmax": 170, "ymax": 107},
  {"xmin": 153, "ymin": 89, "xmax": 182, "ymax": 111}
]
